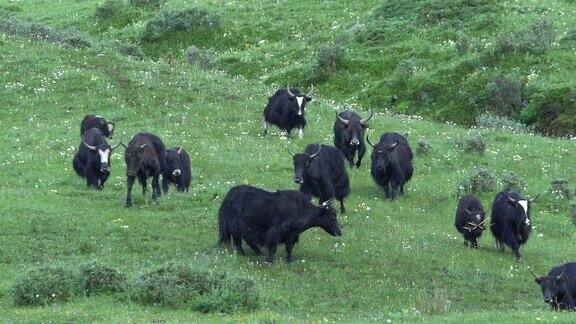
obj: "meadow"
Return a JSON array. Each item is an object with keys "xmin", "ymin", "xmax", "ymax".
[{"xmin": 1, "ymin": 0, "xmax": 576, "ymax": 322}]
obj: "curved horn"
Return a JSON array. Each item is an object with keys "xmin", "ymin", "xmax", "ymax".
[
  {"xmin": 465, "ymin": 208, "xmax": 473, "ymax": 215},
  {"xmin": 82, "ymin": 137, "xmax": 97, "ymax": 151},
  {"xmin": 286, "ymin": 84, "xmax": 295, "ymax": 97},
  {"xmin": 530, "ymin": 194, "xmax": 541, "ymax": 203},
  {"xmin": 360, "ymin": 110, "xmax": 374, "ymax": 125},
  {"xmin": 306, "ymin": 84, "xmax": 314, "ymax": 97},
  {"xmin": 557, "ymin": 267, "xmax": 567, "ymax": 280},
  {"xmin": 507, "ymin": 195, "xmax": 517, "ymax": 204},
  {"xmin": 309, "ymin": 145, "xmax": 322, "ymax": 159},
  {"xmin": 335, "ymin": 111, "xmax": 349, "ymax": 125},
  {"xmin": 366, "ymin": 134, "xmax": 375, "ymax": 148},
  {"xmin": 321, "ymin": 199, "xmax": 333, "ymax": 207},
  {"xmin": 140, "ymin": 144, "xmax": 148, "ymax": 149},
  {"xmin": 177, "ymin": 147, "xmax": 183, "ymax": 154},
  {"xmin": 286, "ymin": 147, "xmax": 295, "ymax": 157},
  {"xmin": 530, "ymin": 270, "xmax": 540, "ymax": 279},
  {"xmin": 111, "ymin": 134, "xmax": 124, "ymax": 150}
]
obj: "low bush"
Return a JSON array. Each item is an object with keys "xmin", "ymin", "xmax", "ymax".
[
  {"xmin": 465, "ymin": 135, "xmax": 486, "ymax": 154},
  {"xmin": 549, "ymin": 179, "xmax": 573, "ymax": 199},
  {"xmin": 500, "ymin": 171, "xmax": 526, "ymax": 193},
  {"xmin": 11, "ymin": 266, "xmax": 82, "ymax": 307},
  {"xmin": 416, "ymin": 140, "xmax": 431, "ymax": 155},
  {"xmin": 476, "ymin": 112, "xmax": 533, "ymax": 133},
  {"xmin": 307, "ymin": 44, "xmax": 345, "ymax": 84},
  {"xmin": 141, "ymin": 8, "xmax": 221, "ymax": 41},
  {"xmin": 128, "ymin": 261, "xmax": 259, "ymax": 313},
  {"xmin": 129, "ymin": 0, "xmax": 160, "ymax": 7},
  {"xmin": 186, "ymin": 45, "xmax": 216, "ymax": 69},
  {"xmin": 80, "ymin": 262, "xmax": 126, "ymax": 296},
  {"xmin": 456, "ymin": 165, "xmax": 496, "ymax": 197},
  {"xmin": 0, "ymin": 16, "xmax": 92, "ymax": 48},
  {"xmin": 495, "ymin": 20, "xmax": 556, "ymax": 54},
  {"xmin": 486, "ymin": 75, "xmax": 524, "ymax": 116}
]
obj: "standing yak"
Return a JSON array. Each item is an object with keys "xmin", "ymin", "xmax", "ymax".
[
  {"xmin": 333, "ymin": 110, "xmax": 373, "ymax": 168},
  {"xmin": 80, "ymin": 114, "xmax": 115, "ymax": 138},
  {"xmin": 262, "ymin": 84, "xmax": 313, "ymax": 138},
  {"xmin": 368, "ymin": 132, "xmax": 413, "ymax": 200},
  {"xmin": 454, "ymin": 194, "xmax": 486, "ymax": 248},
  {"xmin": 289, "ymin": 144, "xmax": 350, "ymax": 213},
  {"xmin": 218, "ymin": 185, "xmax": 342, "ymax": 263},
  {"xmin": 162, "ymin": 147, "xmax": 192, "ymax": 193},
  {"xmin": 73, "ymin": 128, "xmax": 122, "ymax": 189},
  {"xmin": 490, "ymin": 189, "xmax": 539, "ymax": 260},
  {"xmin": 123, "ymin": 132, "xmax": 167, "ymax": 207}
]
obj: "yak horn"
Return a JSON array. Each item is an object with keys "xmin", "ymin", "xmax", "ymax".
[
  {"xmin": 111, "ymin": 134, "xmax": 124, "ymax": 150},
  {"xmin": 82, "ymin": 137, "xmax": 97, "ymax": 151},
  {"xmin": 366, "ymin": 133, "xmax": 375, "ymax": 148},
  {"xmin": 177, "ymin": 147, "xmax": 183, "ymax": 154},
  {"xmin": 530, "ymin": 194, "xmax": 541, "ymax": 203},
  {"xmin": 465, "ymin": 208, "xmax": 473, "ymax": 215},
  {"xmin": 287, "ymin": 147, "xmax": 295, "ymax": 157},
  {"xmin": 321, "ymin": 199, "xmax": 333, "ymax": 207},
  {"xmin": 507, "ymin": 195, "xmax": 517, "ymax": 204},
  {"xmin": 336, "ymin": 111, "xmax": 349, "ymax": 125},
  {"xmin": 309, "ymin": 145, "xmax": 322, "ymax": 159},
  {"xmin": 306, "ymin": 84, "xmax": 314, "ymax": 97},
  {"xmin": 530, "ymin": 270, "xmax": 540, "ymax": 279},
  {"xmin": 360, "ymin": 110, "xmax": 374, "ymax": 125},
  {"xmin": 286, "ymin": 84, "xmax": 295, "ymax": 97}
]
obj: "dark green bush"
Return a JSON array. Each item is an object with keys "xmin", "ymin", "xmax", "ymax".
[
  {"xmin": 501, "ymin": 171, "xmax": 526, "ymax": 193},
  {"xmin": 94, "ymin": 0, "xmax": 125, "ymax": 20},
  {"xmin": 129, "ymin": 0, "xmax": 160, "ymax": 7},
  {"xmin": 570, "ymin": 199, "xmax": 576, "ymax": 226},
  {"xmin": 476, "ymin": 112, "xmax": 533, "ymax": 133},
  {"xmin": 465, "ymin": 135, "xmax": 486, "ymax": 154},
  {"xmin": 486, "ymin": 75, "xmax": 524, "ymax": 116},
  {"xmin": 128, "ymin": 261, "xmax": 259, "ymax": 313},
  {"xmin": 416, "ymin": 140, "xmax": 431, "ymax": 155},
  {"xmin": 549, "ymin": 179, "xmax": 573, "ymax": 199},
  {"xmin": 0, "ymin": 17, "xmax": 92, "ymax": 48},
  {"xmin": 80, "ymin": 262, "xmax": 126, "ymax": 296},
  {"xmin": 495, "ymin": 20, "xmax": 556, "ymax": 54},
  {"xmin": 141, "ymin": 8, "xmax": 221, "ymax": 41},
  {"xmin": 307, "ymin": 45, "xmax": 344, "ymax": 84},
  {"xmin": 186, "ymin": 45, "xmax": 216, "ymax": 69},
  {"xmin": 456, "ymin": 165, "xmax": 496, "ymax": 197},
  {"xmin": 11, "ymin": 266, "xmax": 82, "ymax": 307}
]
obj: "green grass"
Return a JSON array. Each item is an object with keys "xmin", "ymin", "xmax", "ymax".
[{"xmin": 1, "ymin": 0, "xmax": 576, "ymax": 322}]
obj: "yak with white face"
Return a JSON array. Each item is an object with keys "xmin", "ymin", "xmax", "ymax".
[
  {"xmin": 162, "ymin": 147, "xmax": 192, "ymax": 193},
  {"xmin": 81, "ymin": 114, "xmax": 115, "ymax": 138},
  {"xmin": 490, "ymin": 189, "xmax": 539, "ymax": 260},
  {"xmin": 73, "ymin": 128, "xmax": 122, "ymax": 189},
  {"xmin": 262, "ymin": 84, "xmax": 313, "ymax": 139}
]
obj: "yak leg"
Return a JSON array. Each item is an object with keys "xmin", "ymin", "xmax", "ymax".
[
  {"xmin": 511, "ymin": 241, "xmax": 521, "ymax": 260},
  {"xmin": 339, "ymin": 198, "xmax": 346, "ymax": 214},
  {"xmin": 356, "ymin": 144, "xmax": 366, "ymax": 168},
  {"xmin": 85, "ymin": 169, "xmax": 99, "ymax": 189},
  {"xmin": 161, "ymin": 176, "xmax": 170, "ymax": 195},
  {"xmin": 99, "ymin": 172, "xmax": 109, "ymax": 189},
  {"xmin": 125, "ymin": 176, "xmax": 136, "ymax": 207},
  {"xmin": 262, "ymin": 120, "xmax": 269, "ymax": 136},
  {"xmin": 233, "ymin": 236, "xmax": 245, "ymax": 255},
  {"xmin": 151, "ymin": 174, "xmax": 161, "ymax": 203},
  {"xmin": 470, "ymin": 237, "xmax": 478, "ymax": 249},
  {"xmin": 346, "ymin": 147, "xmax": 355, "ymax": 168},
  {"xmin": 266, "ymin": 243, "xmax": 277, "ymax": 264},
  {"xmin": 245, "ymin": 240, "xmax": 262, "ymax": 255}
]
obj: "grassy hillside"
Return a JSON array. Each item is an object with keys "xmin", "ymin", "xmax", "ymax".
[{"xmin": 1, "ymin": 0, "xmax": 576, "ymax": 322}]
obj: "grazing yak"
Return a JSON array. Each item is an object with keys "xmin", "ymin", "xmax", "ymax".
[
  {"xmin": 81, "ymin": 114, "xmax": 115, "ymax": 138},
  {"xmin": 162, "ymin": 147, "xmax": 191, "ymax": 193},
  {"xmin": 72, "ymin": 128, "xmax": 122, "ymax": 189},
  {"xmin": 123, "ymin": 132, "xmax": 167, "ymax": 207},
  {"xmin": 454, "ymin": 194, "xmax": 486, "ymax": 248},
  {"xmin": 367, "ymin": 132, "xmax": 413, "ymax": 200},
  {"xmin": 262, "ymin": 84, "xmax": 313, "ymax": 138},
  {"xmin": 218, "ymin": 185, "xmax": 342, "ymax": 263},
  {"xmin": 333, "ymin": 110, "xmax": 373, "ymax": 168},
  {"xmin": 490, "ymin": 189, "xmax": 539, "ymax": 260},
  {"xmin": 289, "ymin": 144, "xmax": 350, "ymax": 213},
  {"xmin": 532, "ymin": 262, "xmax": 576, "ymax": 310}
]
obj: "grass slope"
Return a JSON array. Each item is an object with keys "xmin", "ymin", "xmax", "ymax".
[{"xmin": 0, "ymin": 1, "xmax": 576, "ymax": 322}]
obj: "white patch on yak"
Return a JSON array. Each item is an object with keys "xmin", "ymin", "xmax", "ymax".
[
  {"xmin": 298, "ymin": 128, "xmax": 303, "ymax": 138},
  {"xmin": 98, "ymin": 149, "xmax": 110, "ymax": 164},
  {"xmin": 107, "ymin": 123, "xmax": 114, "ymax": 132},
  {"xmin": 518, "ymin": 200, "xmax": 530, "ymax": 225},
  {"xmin": 296, "ymin": 96, "xmax": 304, "ymax": 115}
]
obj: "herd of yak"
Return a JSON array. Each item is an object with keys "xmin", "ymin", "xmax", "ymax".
[{"xmin": 72, "ymin": 85, "xmax": 576, "ymax": 311}]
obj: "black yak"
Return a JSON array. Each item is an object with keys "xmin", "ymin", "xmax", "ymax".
[
  {"xmin": 81, "ymin": 114, "xmax": 115, "ymax": 138},
  {"xmin": 72, "ymin": 128, "xmax": 122, "ymax": 189},
  {"xmin": 367, "ymin": 132, "xmax": 413, "ymax": 200},
  {"xmin": 218, "ymin": 185, "xmax": 342, "ymax": 263},
  {"xmin": 162, "ymin": 147, "xmax": 191, "ymax": 193},
  {"xmin": 289, "ymin": 144, "xmax": 350, "ymax": 213},
  {"xmin": 454, "ymin": 194, "xmax": 486, "ymax": 248},
  {"xmin": 123, "ymin": 132, "xmax": 166, "ymax": 207},
  {"xmin": 333, "ymin": 110, "xmax": 373, "ymax": 168},
  {"xmin": 262, "ymin": 84, "xmax": 313, "ymax": 138},
  {"xmin": 490, "ymin": 189, "xmax": 539, "ymax": 260},
  {"xmin": 532, "ymin": 262, "xmax": 576, "ymax": 310}
]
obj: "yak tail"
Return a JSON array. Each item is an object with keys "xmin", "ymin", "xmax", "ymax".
[{"xmin": 72, "ymin": 154, "xmax": 85, "ymax": 177}]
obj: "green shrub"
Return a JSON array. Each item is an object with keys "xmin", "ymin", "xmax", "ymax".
[
  {"xmin": 456, "ymin": 165, "xmax": 496, "ymax": 197},
  {"xmin": 501, "ymin": 171, "xmax": 526, "ymax": 193},
  {"xmin": 94, "ymin": 0, "xmax": 125, "ymax": 20},
  {"xmin": 570, "ymin": 199, "xmax": 576, "ymax": 226},
  {"xmin": 0, "ymin": 17, "xmax": 92, "ymax": 48},
  {"xmin": 186, "ymin": 45, "xmax": 216, "ymax": 69},
  {"xmin": 11, "ymin": 266, "xmax": 82, "ymax": 307},
  {"xmin": 308, "ymin": 44, "xmax": 344, "ymax": 84},
  {"xmin": 129, "ymin": 0, "xmax": 160, "ymax": 7},
  {"xmin": 80, "ymin": 262, "xmax": 126, "ymax": 296},
  {"xmin": 416, "ymin": 140, "xmax": 431, "ymax": 155},
  {"xmin": 465, "ymin": 135, "xmax": 486, "ymax": 154},
  {"xmin": 94, "ymin": 0, "xmax": 140, "ymax": 29},
  {"xmin": 128, "ymin": 261, "xmax": 259, "ymax": 313},
  {"xmin": 495, "ymin": 20, "xmax": 556, "ymax": 54},
  {"xmin": 486, "ymin": 75, "xmax": 524, "ymax": 116},
  {"xmin": 141, "ymin": 8, "xmax": 221, "ymax": 41},
  {"xmin": 549, "ymin": 179, "xmax": 573, "ymax": 199},
  {"xmin": 476, "ymin": 112, "xmax": 533, "ymax": 133}
]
